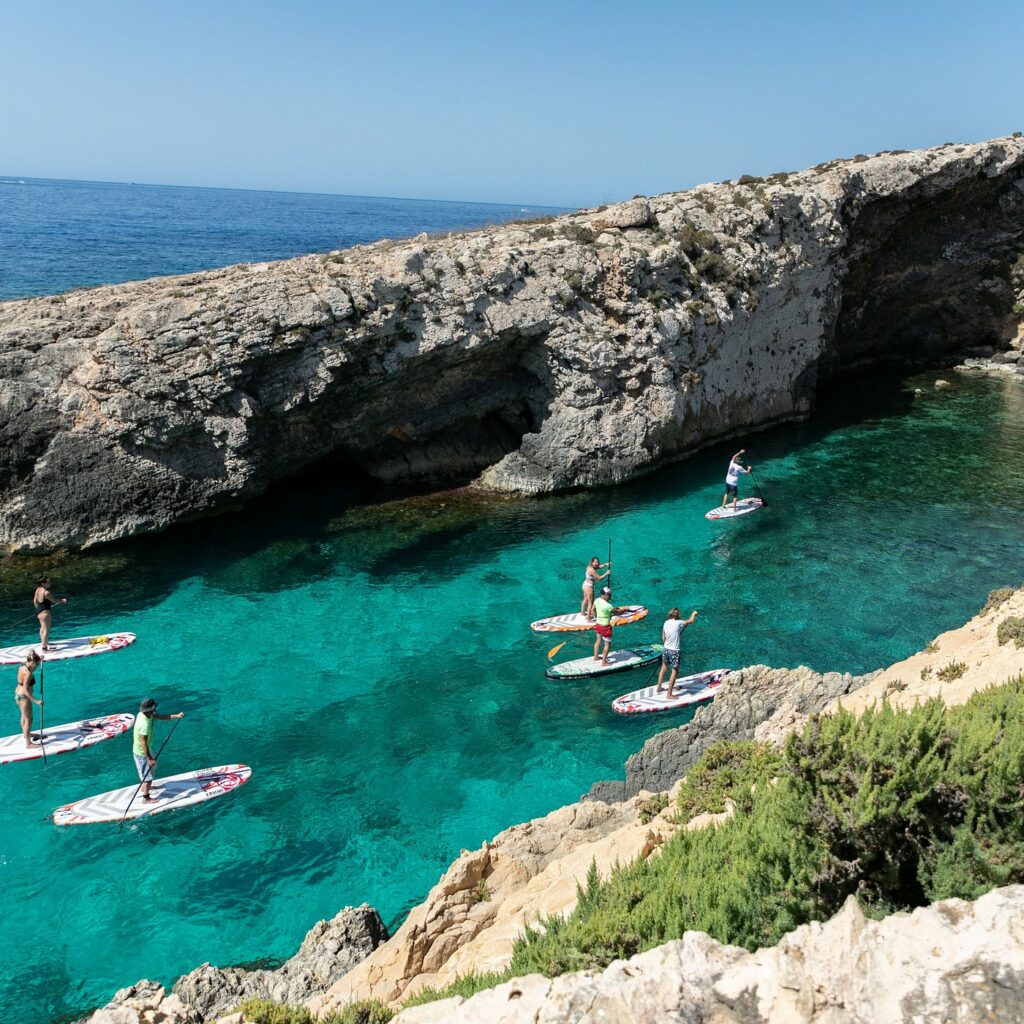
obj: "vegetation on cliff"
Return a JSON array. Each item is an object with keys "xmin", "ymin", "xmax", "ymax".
[{"xmin": 409, "ymin": 675, "xmax": 1024, "ymax": 1004}]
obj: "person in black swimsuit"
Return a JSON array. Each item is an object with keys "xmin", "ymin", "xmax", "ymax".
[{"xmin": 32, "ymin": 577, "xmax": 67, "ymax": 652}]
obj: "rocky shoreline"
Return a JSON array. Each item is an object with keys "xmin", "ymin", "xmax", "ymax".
[
  {"xmin": 81, "ymin": 586, "xmax": 1024, "ymax": 1024},
  {"xmin": 3, "ymin": 136, "xmax": 1024, "ymax": 552}
]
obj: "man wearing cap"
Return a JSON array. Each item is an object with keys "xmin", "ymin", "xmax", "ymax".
[
  {"xmin": 133, "ymin": 698, "xmax": 184, "ymax": 802},
  {"xmin": 592, "ymin": 587, "xmax": 630, "ymax": 666}
]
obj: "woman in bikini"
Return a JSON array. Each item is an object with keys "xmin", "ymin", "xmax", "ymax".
[
  {"xmin": 32, "ymin": 576, "xmax": 67, "ymax": 652},
  {"xmin": 580, "ymin": 556, "xmax": 612, "ymax": 620},
  {"xmin": 15, "ymin": 651, "xmax": 43, "ymax": 749}
]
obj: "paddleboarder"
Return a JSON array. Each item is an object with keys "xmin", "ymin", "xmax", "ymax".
[
  {"xmin": 580, "ymin": 556, "xmax": 612, "ymax": 619},
  {"xmin": 655, "ymin": 608, "xmax": 699, "ymax": 699},
  {"xmin": 14, "ymin": 651, "xmax": 43, "ymax": 749},
  {"xmin": 592, "ymin": 587, "xmax": 630, "ymax": 665},
  {"xmin": 721, "ymin": 449, "xmax": 753, "ymax": 510},
  {"xmin": 133, "ymin": 698, "xmax": 184, "ymax": 802},
  {"xmin": 32, "ymin": 576, "xmax": 68, "ymax": 652}
]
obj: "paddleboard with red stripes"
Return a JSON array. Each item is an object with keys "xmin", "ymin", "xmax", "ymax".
[
  {"xmin": 531, "ymin": 605, "xmax": 648, "ymax": 633},
  {"xmin": 0, "ymin": 713, "xmax": 134, "ymax": 765},
  {"xmin": 611, "ymin": 669, "xmax": 730, "ymax": 714},
  {"xmin": 0, "ymin": 632, "xmax": 136, "ymax": 665},
  {"xmin": 53, "ymin": 764, "xmax": 251, "ymax": 825}
]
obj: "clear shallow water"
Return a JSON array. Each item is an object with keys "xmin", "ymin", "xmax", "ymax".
[
  {"xmin": 0, "ymin": 371, "xmax": 1022, "ymax": 1024},
  {"xmin": 0, "ymin": 176, "xmax": 562, "ymax": 300}
]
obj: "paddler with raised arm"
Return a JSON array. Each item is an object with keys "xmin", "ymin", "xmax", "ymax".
[
  {"xmin": 32, "ymin": 576, "xmax": 68, "ymax": 652},
  {"xmin": 721, "ymin": 449, "xmax": 753, "ymax": 510},
  {"xmin": 133, "ymin": 698, "xmax": 185, "ymax": 802},
  {"xmin": 592, "ymin": 587, "xmax": 630, "ymax": 666}
]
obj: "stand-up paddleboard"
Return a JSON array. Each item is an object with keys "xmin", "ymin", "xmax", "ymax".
[
  {"xmin": 705, "ymin": 498, "xmax": 763, "ymax": 521},
  {"xmin": 531, "ymin": 606, "xmax": 648, "ymax": 634},
  {"xmin": 611, "ymin": 669, "xmax": 730, "ymax": 714},
  {"xmin": 0, "ymin": 632, "xmax": 136, "ymax": 665},
  {"xmin": 0, "ymin": 714, "xmax": 134, "ymax": 765},
  {"xmin": 546, "ymin": 644, "xmax": 664, "ymax": 680},
  {"xmin": 52, "ymin": 764, "xmax": 252, "ymax": 826}
]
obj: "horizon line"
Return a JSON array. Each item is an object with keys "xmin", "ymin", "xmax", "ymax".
[{"xmin": 0, "ymin": 172, "xmax": 572, "ymax": 212}]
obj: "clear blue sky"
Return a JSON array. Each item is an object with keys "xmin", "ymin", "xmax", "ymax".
[{"xmin": 3, "ymin": 0, "xmax": 1022, "ymax": 207}]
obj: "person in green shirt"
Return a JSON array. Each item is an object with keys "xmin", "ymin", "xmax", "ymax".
[
  {"xmin": 592, "ymin": 587, "xmax": 629, "ymax": 665},
  {"xmin": 133, "ymin": 697, "xmax": 184, "ymax": 802}
]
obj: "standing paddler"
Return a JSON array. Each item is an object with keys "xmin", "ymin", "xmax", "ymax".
[
  {"xmin": 14, "ymin": 651, "xmax": 43, "ymax": 749},
  {"xmin": 580, "ymin": 556, "xmax": 612, "ymax": 620},
  {"xmin": 592, "ymin": 587, "xmax": 631, "ymax": 666},
  {"xmin": 32, "ymin": 576, "xmax": 68, "ymax": 652},
  {"xmin": 655, "ymin": 608, "xmax": 698, "ymax": 699},
  {"xmin": 133, "ymin": 698, "xmax": 184, "ymax": 802},
  {"xmin": 721, "ymin": 449, "xmax": 753, "ymax": 510}
]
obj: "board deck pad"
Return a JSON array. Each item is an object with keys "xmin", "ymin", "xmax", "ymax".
[
  {"xmin": 52, "ymin": 764, "xmax": 252, "ymax": 826},
  {"xmin": 0, "ymin": 632, "xmax": 136, "ymax": 665},
  {"xmin": 705, "ymin": 498, "xmax": 764, "ymax": 521},
  {"xmin": 531, "ymin": 605, "xmax": 648, "ymax": 634},
  {"xmin": 546, "ymin": 644, "xmax": 664, "ymax": 680},
  {"xmin": 611, "ymin": 669, "xmax": 730, "ymax": 714},
  {"xmin": 0, "ymin": 713, "xmax": 134, "ymax": 765}
]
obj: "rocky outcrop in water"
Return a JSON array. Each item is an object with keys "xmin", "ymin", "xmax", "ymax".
[
  {"xmin": 587, "ymin": 664, "xmax": 875, "ymax": 802},
  {"xmin": 82, "ymin": 904, "xmax": 386, "ymax": 1024},
  {"xmin": 3, "ymin": 137, "xmax": 1024, "ymax": 551},
  {"xmin": 393, "ymin": 885, "xmax": 1024, "ymax": 1024}
]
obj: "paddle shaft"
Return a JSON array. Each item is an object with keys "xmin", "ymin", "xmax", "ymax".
[
  {"xmin": 748, "ymin": 468, "xmax": 767, "ymax": 506},
  {"xmin": 607, "ymin": 538, "xmax": 612, "ymax": 590},
  {"xmin": 38, "ymin": 662, "xmax": 46, "ymax": 767},
  {"xmin": 119, "ymin": 717, "xmax": 182, "ymax": 830}
]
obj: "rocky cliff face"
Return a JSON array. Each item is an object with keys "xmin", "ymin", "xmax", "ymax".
[
  {"xmin": 3, "ymin": 137, "xmax": 1023, "ymax": 551},
  {"xmin": 587, "ymin": 664, "xmax": 875, "ymax": 802},
  {"xmin": 394, "ymin": 886, "xmax": 1024, "ymax": 1024}
]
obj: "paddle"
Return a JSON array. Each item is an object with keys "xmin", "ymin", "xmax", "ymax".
[
  {"xmin": 119, "ymin": 717, "xmax": 182, "ymax": 830},
  {"xmin": 547, "ymin": 641, "xmax": 567, "ymax": 660},
  {"xmin": 38, "ymin": 661, "xmax": 46, "ymax": 767},
  {"xmin": 748, "ymin": 468, "xmax": 768, "ymax": 507}
]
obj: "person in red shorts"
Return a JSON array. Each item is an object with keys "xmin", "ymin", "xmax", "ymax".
[{"xmin": 592, "ymin": 587, "xmax": 629, "ymax": 665}]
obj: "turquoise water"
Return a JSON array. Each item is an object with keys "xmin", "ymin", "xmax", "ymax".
[{"xmin": 0, "ymin": 371, "xmax": 1022, "ymax": 1024}]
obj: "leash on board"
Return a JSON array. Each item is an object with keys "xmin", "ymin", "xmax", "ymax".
[{"xmin": 119, "ymin": 717, "xmax": 183, "ymax": 830}]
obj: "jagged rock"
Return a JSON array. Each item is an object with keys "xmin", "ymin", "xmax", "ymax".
[
  {"xmin": 934, "ymin": 378, "xmax": 952, "ymax": 388},
  {"xmin": 3, "ymin": 137, "xmax": 1024, "ymax": 551},
  {"xmin": 83, "ymin": 905, "xmax": 387, "ymax": 1024},
  {"xmin": 85, "ymin": 982, "xmax": 198, "ymax": 1024},
  {"xmin": 392, "ymin": 885, "xmax": 1024, "ymax": 1023},
  {"xmin": 587, "ymin": 665, "xmax": 874, "ymax": 801}
]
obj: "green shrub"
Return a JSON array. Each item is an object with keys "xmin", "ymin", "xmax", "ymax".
[
  {"xmin": 238, "ymin": 1000, "xmax": 313, "ymax": 1024},
  {"xmin": 337, "ymin": 1001, "xmax": 394, "ymax": 1024},
  {"xmin": 677, "ymin": 740, "xmax": 783, "ymax": 818},
  {"xmin": 998, "ymin": 617, "xmax": 1024, "ymax": 649},
  {"xmin": 637, "ymin": 792, "xmax": 669, "ymax": 823},
  {"xmin": 561, "ymin": 223, "xmax": 596, "ymax": 244},
  {"xmin": 937, "ymin": 660, "xmax": 967, "ymax": 682},
  {"xmin": 925, "ymin": 641, "xmax": 939, "ymax": 654},
  {"xmin": 921, "ymin": 666, "xmax": 933, "ymax": 680},
  {"xmin": 982, "ymin": 587, "xmax": 1016, "ymax": 615},
  {"xmin": 402, "ymin": 972, "xmax": 511, "ymax": 1009}
]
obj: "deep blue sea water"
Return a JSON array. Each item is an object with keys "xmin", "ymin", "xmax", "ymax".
[
  {"xmin": 0, "ymin": 176, "xmax": 562, "ymax": 301},
  {"xmin": 0, "ymin": 370, "xmax": 1021, "ymax": 1024}
]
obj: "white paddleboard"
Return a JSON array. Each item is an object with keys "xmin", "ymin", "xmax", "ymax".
[
  {"xmin": 0, "ymin": 632, "xmax": 136, "ymax": 665},
  {"xmin": 52, "ymin": 764, "xmax": 252, "ymax": 826},
  {"xmin": 0, "ymin": 713, "xmax": 134, "ymax": 765},
  {"xmin": 546, "ymin": 644, "xmax": 663, "ymax": 680},
  {"xmin": 531, "ymin": 605, "xmax": 648, "ymax": 634},
  {"xmin": 705, "ymin": 498, "xmax": 764, "ymax": 521},
  {"xmin": 611, "ymin": 669, "xmax": 730, "ymax": 714}
]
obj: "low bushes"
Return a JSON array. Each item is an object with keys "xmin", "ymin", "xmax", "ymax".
[{"xmin": 501, "ymin": 677, "xmax": 1024, "ymax": 975}]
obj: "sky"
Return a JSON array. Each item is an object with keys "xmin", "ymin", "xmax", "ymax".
[{"xmin": 2, "ymin": 0, "xmax": 1023, "ymax": 208}]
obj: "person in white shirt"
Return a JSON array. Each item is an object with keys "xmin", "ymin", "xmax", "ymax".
[
  {"xmin": 655, "ymin": 607, "xmax": 698, "ymax": 699},
  {"xmin": 721, "ymin": 449, "xmax": 752, "ymax": 509}
]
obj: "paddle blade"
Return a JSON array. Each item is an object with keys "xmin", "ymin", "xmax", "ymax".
[{"xmin": 547, "ymin": 641, "xmax": 567, "ymax": 660}]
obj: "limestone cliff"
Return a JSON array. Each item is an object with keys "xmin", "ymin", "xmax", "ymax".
[{"xmin": 3, "ymin": 137, "xmax": 1024, "ymax": 551}]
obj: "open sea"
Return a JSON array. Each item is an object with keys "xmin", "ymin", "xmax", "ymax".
[
  {"xmin": 0, "ymin": 175, "xmax": 562, "ymax": 301},
  {"xmin": 0, "ymin": 179, "xmax": 1023, "ymax": 1024}
]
